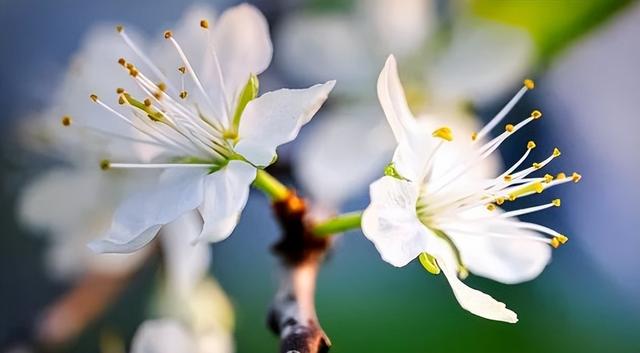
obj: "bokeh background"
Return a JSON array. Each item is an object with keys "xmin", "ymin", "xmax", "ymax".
[{"xmin": 1, "ymin": 0, "xmax": 639, "ymax": 352}]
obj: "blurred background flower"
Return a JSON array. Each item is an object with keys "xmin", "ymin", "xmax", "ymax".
[{"xmin": 1, "ymin": 0, "xmax": 639, "ymax": 352}]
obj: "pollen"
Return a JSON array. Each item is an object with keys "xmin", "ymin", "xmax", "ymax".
[
  {"xmin": 551, "ymin": 235, "xmax": 568, "ymax": 249},
  {"xmin": 527, "ymin": 140, "xmax": 536, "ymax": 149},
  {"xmin": 432, "ymin": 126, "xmax": 453, "ymax": 141},
  {"xmin": 505, "ymin": 124, "xmax": 514, "ymax": 132},
  {"xmin": 179, "ymin": 90, "xmax": 189, "ymax": 99},
  {"xmin": 572, "ymin": 172, "xmax": 582, "ymax": 183},
  {"xmin": 503, "ymin": 175, "xmax": 512, "ymax": 182},
  {"xmin": 524, "ymin": 79, "xmax": 535, "ymax": 90},
  {"xmin": 553, "ymin": 147, "xmax": 561, "ymax": 157},
  {"xmin": 531, "ymin": 110, "xmax": 542, "ymax": 119},
  {"xmin": 118, "ymin": 58, "xmax": 126, "ymax": 66},
  {"xmin": 495, "ymin": 197, "xmax": 505, "ymax": 205},
  {"xmin": 200, "ymin": 19, "xmax": 209, "ymax": 29},
  {"xmin": 550, "ymin": 237, "xmax": 560, "ymax": 249},
  {"xmin": 556, "ymin": 172, "xmax": 567, "ymax": 180},
  {"xmin": 163, "ymin": 30, "xmax": 173, "ymax": 39},
  {"xmin": 90, "ymin": 94, "xmax": 98, "ymax": 102},
  {"xmin": 118, "ymin": 95, "xmax": 126, "ymax": 105},
  {"xmin": 556, "ymin": 234, "xmax": 569, "ymax": 244},
  {"xmin": 178, "ymin": 66, "xmax": 186, "ymax": 74},
  {"xmin": 471, "ymin": 132, "xmax": 478, "ymax": 141},
  {"xmin": 100, "ymin": 159, "xmax": 111, "ymax": 171},
  {"xmin": 552, "ymin": 199, "xmax": 561, "ymax": 207},
  {"xmin": 486, "ymin": 203, "xmax": 496, "ymax": 211},
  {"xmin": 544, "ymin": 174, "xmax": 554, "ymax": 183},
  {"xmin": 144, "ymin": 98, "xmax": 152, "ymax": 107},
  {"xmin": 116, "ymin": 87, "xmax": 125, "ymax": 94},
  {"xmin": 61, "ymin": 116, "xmax": 72, "ymax": 126},
  {"xmin": 157, "ymin": 82, "xmax": 167, "ymax": 92},
  {"xmin": 116, "ymin": 25, "xmax": 124, "ymax": 33},
  {"xmin": 532, "ymin": 162, "xmax": 541, "ymax": 169}
]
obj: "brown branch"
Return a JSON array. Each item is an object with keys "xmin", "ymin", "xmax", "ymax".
[{"xmin": 267, "ymin": 192, "xmax": 332, "ymax": 353}]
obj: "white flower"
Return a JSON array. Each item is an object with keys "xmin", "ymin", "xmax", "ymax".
[
  {"xmin": 362, "ymin": 56, "xmax": 580, "ymax": 323},
  {"xmin": 77, "ymin": 4, "xmax": 334, "ymax": 253}
]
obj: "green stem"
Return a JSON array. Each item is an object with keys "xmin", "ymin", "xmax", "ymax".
[
  {"xmin": 253, "ymin": 169, "xmax": 290, "ymax": 201},
  {"xmin": 312, "ymin": 211, "xmax": 363, "ymax": 237}
]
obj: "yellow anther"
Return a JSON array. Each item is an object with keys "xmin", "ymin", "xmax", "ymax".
[
  {"xmin": 550, "ymin": 237, "xmax": 560, "ymax": 249},
  {"xmin": 118, "ymin": 95, "xmax": 126, "ymax": 105},
  {"xmin": 178, "ymin": 66, "xmax": 186, "ymax": 74},
  {"xmin": 572, "ymin": 172, "xmax": 582, "ymax": 183},
  {"xmin": 179, "ymin": 90, "xmax": 188, "ymax": 99},
  {"xmin": 503, "ymin": 175, "xmax": 512, "ymax": 182},
  {"xmin": 157, "ymin": 82, "xmax": 167, "ymax": 92},
  {"xmin": 126, "ymin": 63, "xmax": 134, "ymax": 70},
  {"xmin": 471, "ymin": 132, "xmax": 478, "ymax": 141},
  {"xmin": 419, "ymin": 252, "xmax": 440, "ymax": 275},
  {"xmin": 495, "ymin": 197, "xmax": 505, "ymax": 205},
  {"xmin": 531, "ymin": 110, "xmax": 542, "ymax": 119},
  {"xmin": 90, "ymin": 94, "xmax": 98, "ymax": 102},
  {"xmin": 100, "ymin": 160, "xmax": 111, "ymax": 171},
  {"xmin": 116, "ymin": 25, "xmax": 124, "ymax": 33},
  {"xmin": 556, "ymin": 234, "xmax": 569, "ymax": 244},
  {"xmin": 61, "ymin": 116, "xmax": 72, "ymax": 127},
  {"xmin": 552, "ymin": 199, "xmax": 561, "ymax": 207},
  {"xmin": 544, "ymin": 174, "xmax": 554, "ymax": 183},
  {"xmin": 143, "ymin": 98, "xmax": 152, "ymax": 107},
  {"xmin": 505, "ymin": 123, "xmax": 515, "ymax": 132},
  {"xmin": 118, "ymin": 58, "xmax": 126, "ymax": 66},
  {"xmin": 163, "ymin": 30, "xmax": 173, "ymax": 39},
  {"xmin": 524, "ymin": 79, "xmax": 535, "ymax": 90},
  {"xmin": 432, "ymin": 126, "xmax": 453, "ymax": 141},
  {"xmin": 532, "ymin": 162, "xmax": 541, "ymax": 169},
  {"xmin": 553, "ymin": 147, "xmax": 561, "ymax": 157},
  {"xmin": 116, "ymin": 87, "xmax": 125, "ymax": 94},
  {"xmin": 153, "ymin": 91, "xmax": 162, "ymax": 100},
  {"xmin": 527, "ymin": 140, "xmax": 536, "ymax": 149},
  {"xmin": 486, "ymin": 203, "xmax": 496, "ymax": 211},
  {"xmin": 200, "ymin": 19, "xmax": 209, "ymax": 29},
  {"xmin": 508, "ymin": 181, "xmax": 544, "ymax": 200},
  {"xmin": 556, "ymin": 172, "xmax": 567, "ymax": 180}
]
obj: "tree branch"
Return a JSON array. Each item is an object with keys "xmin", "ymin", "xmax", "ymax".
[{"xmin": 267, "ymin": 192, "xmax": 331, "ymax": 353}]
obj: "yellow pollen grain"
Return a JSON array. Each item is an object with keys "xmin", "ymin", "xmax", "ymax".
[
  {"xmin": 532, "ymin": 162, "xmax": 541, "ymax": 169},
  {"xmin": 552, "ymin": 199, "xmax": 561, "ymax": 207},
  {"xmin": 432, "ymin": 126, "xmax": 453, "ymax": 141},
  {"xmin": 179, "ymin": 90, "xmax": 189, "ymax": 99},
  {"xmin": 505, "ymin": 123, "xmax": 515, "ymax": 132},
  {"xmin": 556, "ymin": 235, "xmax": 569, "ymax": 244},
  {"xmin": 486, "ymin": 203, "xmax": 496, "ymax": 211},
  {"xmin": 495, "ymin": 197, "xmax": 505, "ymax": 205},
  {"xmin": 163, "ymin": 30, "xmax": 173, "ymax": 39},
  {"xmin": 100, "ymin": 160, "xmax": 111, "ymax": 171},
  {"xmin": 61, "ymin": 116, "xmax": 72, "ymax": 126},
  {"xmin": 200, "ymin": 19, "xmax": 209, "ymax": 29},
  {"xmin": 471, "ymin": 132, "xmax": 478, "ymax": 141},
  {"xmin": 556, "ymin": 172, "xmax": 567, "ymax": 180},
  {"xmin": 503, "ymin": 175, "xmax": 512, "ymax": 182},
  {"xmin": 527, "ymin": 140, "xmax": 536, "ymax": 149},
  {"xmin": 550, "ymin": 237, "xmax": 560, "ymax": 249},
  {"xmin": 531, "ymin": 110, "xmax": 542, "ymax": 119},
  {"xmin": 90, "ymin": 94, "xmax": 98, "ymax": 102},
  {"xmin": 544, "ymin": 174, "xmax": 554, "ymax": 183},
  {"xmin": 524, "ymin": 79, "xmax": 535, "ymax": 90},
  {"xmin": 553, "ymin": 147, "xmax": 561, "ymax": 157},
  {"xmin": 572, "ymin": 172, "xmax": 582, "ymax": 183}
]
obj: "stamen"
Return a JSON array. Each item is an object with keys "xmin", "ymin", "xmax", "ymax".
[
  {"xmin": 100, "ymin": 160, "xmax": 111, "ymax": 170},
  {"xmin": 572, "ymin": 172, "xmax": 582, "ymax": 183},
  {"xmin": 523, "ymin": 79, "xmax": 535, "ymax": 90},
  {"xmin": 432, "ymin": 126, "xmax": 453, "ymax": 141},
  {"xmin": 107, "ymin": 162, "xmax": 215, "ymax": 169},
  {"xmin": 200, "ymin": 19, "xmax": 209, "ymax": 29},
  {"xmin": 474, "ymin": 80, "xmax": 533, "ymax": 141}
]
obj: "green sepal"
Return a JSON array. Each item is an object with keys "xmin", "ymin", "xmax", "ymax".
[
  {"xmin": 419, "ymin": 252, "xmax": 440, "ymax": 275},
  {"xmin": 384, "ymin": 162, "xmax": 408, "ymax": 180}
]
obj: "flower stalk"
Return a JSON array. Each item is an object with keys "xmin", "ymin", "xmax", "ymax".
[
  {"xmin": 253, "ymin": 169, "xmax": 291, "ymax": 201},
  {"xmin": 312, "ymin": 211, "xmax": 363, "ymax": 237}
]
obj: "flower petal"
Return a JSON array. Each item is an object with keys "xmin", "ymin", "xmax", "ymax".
[
  {"xmin": 213, "ymin": 3, "xmax": 273, "ymax": 107},
  {"xmin": 159, "ymin": 211, "xmax": 211, "ymax": 299},
  {"xmin": 88, "ymin": 169, "xmax": 206, "ymax": 253},
  {"xmin": 131, "ymin": 319, "xmax": 197, "ymax": 353},
  {"xmin": 362, "ymin": 176, "xmax": 432, "ymax": 267},
  {"xmin": 447, "ymin": 220, "xmax": 551, "ymax": 285},
  {"xmin": 433, "ymin": 237, "xmax": 518, "ymax": 323},
  {"xmin": 234, "ymin": 81, "xmax": 335, "ymax": 166},
  {"xmin": 196, "ymin": 160, "xmax": 256, "ymax": 243},
  {"xmin": 377, "ymin": 55, "xmax": 432, "ymax": 180}
]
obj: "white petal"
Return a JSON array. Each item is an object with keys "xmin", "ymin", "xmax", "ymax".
[
  {"xmin": 131, "ymin": 319, "xmax": 197, "ymax": 353},
  {"xmin": 362, "ymin": 176, "xmax": 432, "ymax": 267},
  {"xmin": 446, "ymin": 220, "xmax": 551, "ymax": 284},
  {"xmin": 213, "ymin": 4, "xmax": 272, "ymax": 106},
  {"xmin": 196, "ymin": 161, "xmax": 256, "ymax": 243},
  {"xmin": 159, "ymin": 211, "xmax": 211, "ymax": 299},
  {"xmin": 88, "ymin": 169, "xmax": 205, "ymax": 253},
  {"xmin": 433, "ymin": 238, "xmax": 518, "ymax": 323},
  {"xmin": 377, "ymin": 55, "xmax": 432, "ymax": 180},
  {"xmin": 294, "ymin": 105, "xmax": 395, "ymax": 207},
  {"xmin": 235, "ymin": 81, "xmax": 335, "ymax": 166}
]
